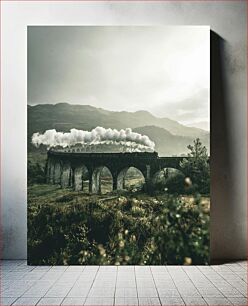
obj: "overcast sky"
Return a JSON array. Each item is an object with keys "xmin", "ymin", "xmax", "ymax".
[{"xmin": 28, "ymin": 26, "xmax": 210, "ymax": 131}]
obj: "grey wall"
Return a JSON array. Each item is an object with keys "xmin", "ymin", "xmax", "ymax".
[{"xmin": 2, "ymin": 1, "xmax": 246, "ymax": 260}]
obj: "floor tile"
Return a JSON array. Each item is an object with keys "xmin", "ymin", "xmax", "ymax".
[
  {"xmin": 88, "ymin": 287, "xmax": 115, "ymax": 298},
  {"xmin": 204, "ymin": 297, "xmax": 233, "ymax": 305},
  {"xmin": 197, "ymin": 288, "xmax": 224, "ymax": 297},
  {"xmin": 84, "ymin": 266, "xmax": 99, "ymax": 273},
  {"xmin": 139, "ymin": 297, "xmax": 161, "ymax": 305},
  {"xmin": 2, "ymin": 289, "xmax": 29, "ymax": 298},
  {"xmin": 160, "ymin": 297, "xmax": 185, "ymax": 305},
  {"xmin": 136, "ymin": 278, "xmax": 155, "ymax": 287},
  {"xmin": 45, "ymin": 285, "xmax": 72, "ymax": 297},
  {"xmin": 75, "ymin": 279, "xmax": 94, "ymax": 286},
  {"xmin": 32, "ymin": 266, "xmax": 52, "ymax": 272},
  {"xmin": 115, "ymin": 297, "xmax": 138, "ymax": 305},
  {"xmin": 116, "ymin": 279, "xmax": 136, "ymax": 287},
  {"xmin": 85, "ymin": 297, "xmax": 114, "ymax": 305},
  {"xmin": 157, "ymin": 288, "xmax": 180, "ymax": 297},
  {"xmin": 92, "ymin": 281, "xmax": 116, "ymax": 288},
  {"xmin": 178, "ymin": 289, "xmax": 201, "ymax": 297},
  {"xmin": 138, "ymin": 287, "xmax": 158, "ymax": 297},
  {"xmin": 12, "ymin": 297, "xmax": 40, "ymax": 305},
  {"xmin": 66, "ymin": 266, "xmax": 85, "ymax": 272},
  {"xmin": 0, "ymin": 297, "xmax": 18, "ymax": 306},
  {"xmin": 154, "ymin": 280, "xmax": 176, "ymax": 287},
  {"xmin": 228, "ymin": 297, "xmax": 248, "ymax": 305},
  {"xmin": 115, "ymin": 287, "xmax": 137, "ymax": 298},
  {"xmin": 22, "ymin": 284, "xmax": 52, "ymax": 297},
  {"xmin": 99, "ymin": 266, "xmax": 117, "ymax": 272},
  {"xmin": 118, "ymin": 266, "xmax": 135, "ymax": 272},
  {"xmin": 49, "ymin": 266, "xmax": 69, "ymax": 272},
  {"xmin": 218, "ymin": 286, "xmax": 244, "ymax": 297},
  {"xmin": 67, "ymin": 285, "xmax": 91, "ymax": 297},
  {"xmin": 37, "ymin": 297, "xmax": 64, "ymax": 305},
  {"xmin": 182, "ymin": 297, "xmax": 207, "ymax": 305},
  {"xmin": 61, "ymin": 297, "xmax": 86, "ymax": 305}
]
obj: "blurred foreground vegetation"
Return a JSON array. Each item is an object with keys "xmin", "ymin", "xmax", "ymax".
[{"xmin": 28, "ymin": 185, "xmax": 209, "ymax": 265}]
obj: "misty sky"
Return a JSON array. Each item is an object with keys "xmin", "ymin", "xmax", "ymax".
[{"xmin": 28, "ymin": 26, "xmax": 210, "ymax": 131}]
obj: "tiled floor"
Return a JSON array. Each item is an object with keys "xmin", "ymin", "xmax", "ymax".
[{"xmin": 1, "ymin": 260, "xmax": 247, "ymax": 306}]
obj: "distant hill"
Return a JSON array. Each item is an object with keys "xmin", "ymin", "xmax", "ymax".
[
  {"xmin": 28, "ymin": 103, "xmax": 209, "ymax": 156},
  {"xmin": 133, "ymin": 126, "xmax": 209, "ymax": 156}
]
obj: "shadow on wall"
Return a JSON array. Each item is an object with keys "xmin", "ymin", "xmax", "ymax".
[{"xmin": 210, "ymin": 31, "xmax": 237, "ymax": 263}]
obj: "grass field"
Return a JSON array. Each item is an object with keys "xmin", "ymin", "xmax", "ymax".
[{"xmin": 28, "ymin": 182, "xmax": 210, "ymax": 210}]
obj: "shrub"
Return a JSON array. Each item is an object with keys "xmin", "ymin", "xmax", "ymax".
[
  {"xmin": 28, "ymin": 161, "xmax": 46, "ymax": 184},
  {"xmin": 28, "ymin": 193, "xmax": 209, "ymax": 265},
  {"xmin": 164, "ymin": 173, "xmax": 185, "ymax": 194},
  {"xmin": 150, "ymin": 170, "xmax": 185, "ymax": 195},
  {"xmin": 180, "ymin": 138, "xmax": 210, "ymax": 195}
]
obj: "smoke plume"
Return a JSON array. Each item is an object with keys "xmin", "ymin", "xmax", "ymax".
[{"xmin": 31, "ymin": 127, "xmax": 155, "ymax": 152}]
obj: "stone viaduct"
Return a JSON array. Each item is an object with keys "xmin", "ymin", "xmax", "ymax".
[{"xmin": 46, "ymin": 150, "xmax": 186, "ymax": 193}]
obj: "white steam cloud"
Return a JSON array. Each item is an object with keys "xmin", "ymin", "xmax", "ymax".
[{"xmin": 31, "ymin": 127, "xmax": 155, "ymax": 152}]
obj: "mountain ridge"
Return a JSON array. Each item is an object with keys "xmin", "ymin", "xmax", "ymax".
[
  {"xmin": 28, "ymin": 103, "xmax": 209, "ymax": 156},
  {"xmin": 28, "ymin": 102, "xmax": 208, "ymax": 134}
]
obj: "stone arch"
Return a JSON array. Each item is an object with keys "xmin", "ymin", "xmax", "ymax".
[
  {"xmin": 91, "ymin": 166, "xmax": 113, "ymax": 194},
  {"xmin": 74, "ymin": 165, "xmax": 89, "ymax": 191},
  {"xmin": 117, "ymin": 166, "xmax": 146, "ymax": 191}
]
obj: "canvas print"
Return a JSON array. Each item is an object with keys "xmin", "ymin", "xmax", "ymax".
[{"xmin": 28, "ymin": 26, "xmax": 210, "ymax": 265}]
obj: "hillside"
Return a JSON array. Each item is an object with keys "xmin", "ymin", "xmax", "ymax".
[
  {"xmin": 133, "ymin": 126, "xmax": 209, "ymax": 156},
  {"xmin": 28, "ymin": 103, "xmax": 209, "ymax": 156}
]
